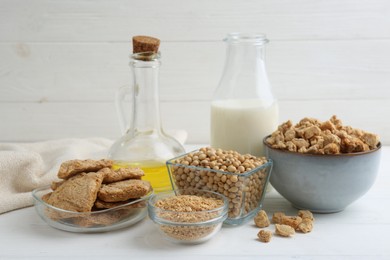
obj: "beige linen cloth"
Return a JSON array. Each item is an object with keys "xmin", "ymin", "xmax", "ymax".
[{"xmin": 0, "ymin": 138, "xmax": 113, "ymax": 214}]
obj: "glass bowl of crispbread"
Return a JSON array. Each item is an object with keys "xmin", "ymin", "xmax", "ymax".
[
  {"xmin": 33, "ymin": 186, "xmax": 153, "ymax": 233},
  {"xmin": 264, "ymin": 115, "xmax": 382, "ymax": 213},
  {"xmin": 32, "ymin": 158, "xmax": 154, "ymax": 233}
]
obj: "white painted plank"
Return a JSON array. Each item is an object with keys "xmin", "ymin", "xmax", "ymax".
[
  {"xmin": 1, "ymin": 40, "xmax": 389, "ymax": 102},
  {"xmin": 0, "ymin": 100, "xmax": 388, "ymax": 144},
  {"xmin": 0, "ymin": 0, "xmax": 389, "ymax": 42}
]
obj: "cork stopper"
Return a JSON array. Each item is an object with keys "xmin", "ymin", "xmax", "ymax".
[{"xmin": 132, "ymin": 35, "xmax": 160, "ymax": 54}]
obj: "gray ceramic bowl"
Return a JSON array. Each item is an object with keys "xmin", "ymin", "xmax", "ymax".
[{"xmin": 264, "ymin": 136, "xmax": 382, "ymax": 213}]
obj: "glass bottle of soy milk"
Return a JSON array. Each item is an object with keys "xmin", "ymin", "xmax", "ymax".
[{"xmin": 211, "ymin": 33, "xmax": 278, "ymax": 157}]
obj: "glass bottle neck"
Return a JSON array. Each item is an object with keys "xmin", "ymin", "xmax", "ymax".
[
  {"xmin": 128, "ymin": 57, "xmax": 163, "ymax": 136},
  {"xmin": 226, "ymin": 42, "xmax": 266, "ymax": 70},
  {"xmin": 215, "ymin": 33, "xmax": 274, "ymax": 103}
]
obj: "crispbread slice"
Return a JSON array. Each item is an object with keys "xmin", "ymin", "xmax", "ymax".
[
  {"xmin": 72, "ymin": 209, "xmax": 136, "ymax": 227},
  {"xmin": 47, "ymin": 172, "xmax": 105, "ymax": 212},
  {"xmin": 99, "ymin": 167, "xmax": 144, "ymax": 184},
  {"xmin": 98, "ymin": 179, "xmax": 151, "ymax": 202},
  {"xmin": 50, "ymin": 180, "xmax": 65, "ymax": 190},
  {"xmin": 57, "ymin": 159, "xmax": 113, "ymax": 179},
  {"xmin": 94, "ymin": 198, "xmax": 146, "ymax": 209},
  {"xmin": 42, "ymin": 192, "xmax": 52, "ymax": 203}
]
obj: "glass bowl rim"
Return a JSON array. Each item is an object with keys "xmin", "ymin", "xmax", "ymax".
[{"xmin": 166, "ymin": 149, "xmax": 273, "ymax": 177}]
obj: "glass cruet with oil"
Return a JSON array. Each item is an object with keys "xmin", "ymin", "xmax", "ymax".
[{"xmin": 108, "ymin": 48, "xmax": 185, "ymax": 193}]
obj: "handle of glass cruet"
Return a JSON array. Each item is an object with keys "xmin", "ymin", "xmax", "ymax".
[{"xmin": 115, "ymin": 85, "xmax": 133, "ymax": 135}]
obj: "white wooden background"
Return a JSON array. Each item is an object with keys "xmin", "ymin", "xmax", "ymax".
[{"xmin": 1, "ymin": 0, "xmax": 389, "ymax": 144}]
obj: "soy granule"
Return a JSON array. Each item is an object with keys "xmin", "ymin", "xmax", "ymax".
[
  {"xmin": 254, "ymin": 210, "xmax": 270, "ymax": 228},
  {"xmin": 275, "ymin": 224, "xmax": 295, "ymax": 237},
  {"xmin": 155, "ymin": 195, "xmax": 223, "ymax": 212},
  {"xmin": 155, "ymin": 195, "xmax": 224, "ymax": 241},
  {"xmin": 256, "ymin": 209, "xmax": 314, "ymax": 243},
  {"xmin": 257, "ymin": 230, "xmax": 272, "ymax": 243}
]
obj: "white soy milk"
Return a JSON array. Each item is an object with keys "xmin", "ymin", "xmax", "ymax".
[{"xmin": 210, "ymin": 99, "xmax": 278, "ymax": 157}]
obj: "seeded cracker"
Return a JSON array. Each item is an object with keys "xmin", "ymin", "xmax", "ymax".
[
  {"xmin": 98, "ymin": 179, "xmax": 151, "ymax": 202},
  {"xmin": 57, "ymin": 159, "xmax": 113, "ymax": 179},
  {"xmin": 99, "ymin": 167, "xmax": 144, "ymax": 184},
  {"xmin": 50, "ymin": 180, "xmax": 65, "ymax": 190},
  {"xmin": 46, "ymin": 172, "xmax": 105, "ymax": 212}
]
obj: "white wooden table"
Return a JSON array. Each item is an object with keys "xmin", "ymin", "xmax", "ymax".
[{"xmin": 0, "ymin": 147, "xmax": 389, "ymax": 259}]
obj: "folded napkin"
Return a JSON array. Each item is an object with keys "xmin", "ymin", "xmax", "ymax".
[{"xmin": 0, "ymin": 138, "xmax": 113, "ymax": 214}]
